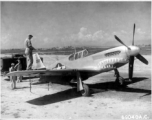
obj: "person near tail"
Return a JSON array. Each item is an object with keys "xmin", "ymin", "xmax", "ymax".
[
  {"xmin": 25, "ymin": 35, "xmax": 36, "ymax": 70},
  {"xmin": 14, "ymin": 59, "xmax": 22, "ymax": 82},
  {"xmin": 9, "ymin": 63, "xmax": 17, "ymax": 89}
]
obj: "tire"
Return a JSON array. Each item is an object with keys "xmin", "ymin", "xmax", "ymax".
[
  {"xmin": 80, "ymin": 84, "xmax": 90, "ymax": 96},
  {"xmin": 115, "ymin": 76, "xmax": 125, "ymax": 87},
  {"xmin": 118, "ymin": 76, "xmax": 124, "ymax": 86}
]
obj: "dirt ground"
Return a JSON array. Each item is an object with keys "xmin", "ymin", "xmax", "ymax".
[{"xmin": 1, "ymin": 54, "xmax": 151, "ymax": 120}]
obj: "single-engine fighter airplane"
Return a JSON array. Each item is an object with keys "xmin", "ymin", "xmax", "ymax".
[{"xmin": 7, "ymin": 24, "xmax": 148, "ymax": 96}]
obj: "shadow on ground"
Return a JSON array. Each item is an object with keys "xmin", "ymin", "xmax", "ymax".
[
  {"xmin": 27, "ymin": 77, "xmax": 150, "ymax": 105},
  {"xmin": 89, "ymin": 77, "xmax": 151, "ymax": 94},
  {"xmin": 27, "ymin": 88, "xmax": 81, "ymax": 105}
]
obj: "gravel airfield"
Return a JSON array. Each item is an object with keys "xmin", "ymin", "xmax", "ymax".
[{"xmin": 1, "ymin": 54, "xmax": 151, "ymax": 120}]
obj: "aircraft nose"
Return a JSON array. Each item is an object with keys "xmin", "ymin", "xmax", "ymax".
[{"xmin": 129, "ymin": 46, "xmax": 140, "ymax": 56}]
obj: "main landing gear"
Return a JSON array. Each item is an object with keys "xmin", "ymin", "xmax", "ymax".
[
  {"xmin": 114, "ymin": 69, "xmax": 125, "ymax": 87},
  {"xmin": 76, "ymin": 72, "xmax": 90, "ymax": 96},
  {"xmin": 80, "ymin": 83, "xmax": 90, "ymax": 96}
]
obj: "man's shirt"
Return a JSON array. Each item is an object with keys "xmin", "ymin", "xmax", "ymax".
[{"xmin": 25, "ymin": 38, "xmax": 34, "ymax": 55}]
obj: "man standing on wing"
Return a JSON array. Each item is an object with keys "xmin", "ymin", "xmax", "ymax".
[{"xmin": 25, "ymin": 35, "xmax": 36, "ymax": 70}]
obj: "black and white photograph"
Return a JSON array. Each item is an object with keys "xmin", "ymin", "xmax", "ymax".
[{"xmin": 1, "ymin": 1, "xmax": 151, "ymax": 120}]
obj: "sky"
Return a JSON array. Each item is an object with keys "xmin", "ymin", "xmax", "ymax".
[{"xmin": 1, "ymin": 1, "xmax": 151, "ymax": 49}]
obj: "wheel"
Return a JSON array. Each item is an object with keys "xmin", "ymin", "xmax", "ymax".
[
  {"xmin": 115, "ymin": 76, "xmax": 124, "ymax": 86},
  {"xmin": 118, "ymin": 76, "xmax": 124, "ymax": 86},
  {"xmin": 80, "ymin": 84, "xmax": 90, "ymax": 96}
]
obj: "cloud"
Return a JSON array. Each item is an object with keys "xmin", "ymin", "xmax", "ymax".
[
  {"xmin": 43, "ymin": 37, "xmax": 49, "ymax": 43},
  {"xmin": 136, "ymin": 28, "xmax": 145, "ymax": 34},
  {"xmin": 78, "ymin": 27, "xmax": 91, "ymax": 40},
  {"xmin": 113, "ymin": 30, "xmax": 128, "ymax": 35},
  {"xmin": 121, "ymin": 30, "xmax": 127, "ymax": 34},
  {"xmin": 79, "ymin": 27, "xmax": 88, "ymax": 35},
  {"xmin": 71, "ymin": 27, "xmax": 108, "ymax": 42},
  {"xmin": 112, "ymin": 31, "xmax": 117, "ymax": 35},
  {"xmin": 92, "ymin": 30, "xmax": 104, "ymax": 40},
  {"xmin": 1, "ymin": 34, "xmax": 13, "ymax": 49}
]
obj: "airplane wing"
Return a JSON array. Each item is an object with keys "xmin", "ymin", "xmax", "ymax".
[
  {"xmin": 6, "ymin": 69, "xmax": 100, "ymax": 77},
  {"xmin": 7, "ymin": 68, "xmax": 98, "ymax": 96}
]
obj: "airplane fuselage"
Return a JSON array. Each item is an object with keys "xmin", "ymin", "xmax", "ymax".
[
  {"xmin": 53, "ymin": 46, "xmax": 131, "ymax": 72},
  {"xmin": 49, "ymin": 45, "xmax": 140, "ymax": 81}
]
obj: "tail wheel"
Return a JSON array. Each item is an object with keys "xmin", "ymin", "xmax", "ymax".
[{"xmin": 80, "ymin": 84, "xmax": 90, "ymax": 96}]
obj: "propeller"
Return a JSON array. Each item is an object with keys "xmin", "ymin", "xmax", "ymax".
[
  {"xmin": 136, "ymin": 54, "xmax": 148, "ymax": 65},
  {"xmin": 114, "ymin": 35, "xmax": 131, "ymax": 50},
  {"xmin": 128, "ymin": 23, "xmax": 135, "ymax": 80},
  {"xmin": 132, "ymin": 23, "xmax": 135, "ymax": 45},
  {"xmin": 114, "ymin": 23, "xmax": 148, "ymax": 80},
  {"xmin": 129, "ymin": 56, "xmax": 134, "ymax": 80}
]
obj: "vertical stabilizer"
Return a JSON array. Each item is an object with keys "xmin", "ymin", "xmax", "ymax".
[{"xmin": 32, "ymin": 53, "xmax": 46, "ymax": 70}]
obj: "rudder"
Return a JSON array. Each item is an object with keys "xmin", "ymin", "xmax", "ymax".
[{"xmin": 32, "ymin": 53, "xmax": 46, "ymax": 70}]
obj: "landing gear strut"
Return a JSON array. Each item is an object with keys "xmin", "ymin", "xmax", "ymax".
[
  {"xmin": 114, "ymin": 68, "xmax": 124, "ymax": 86},
  {"xmin": 76, "ymin": 72, "xmax": 90, "ymax": 96}
]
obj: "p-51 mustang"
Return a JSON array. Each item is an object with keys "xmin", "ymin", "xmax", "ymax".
[{"xmin": 7, "ymin": 24, "xmax": 148, "ymax": 96}]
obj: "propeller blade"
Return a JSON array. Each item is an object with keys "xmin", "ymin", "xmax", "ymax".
[
  {"xmin": 136, "ymin": 54, "xmax": 148, "ymax": 65},
  {"xmin": 129, "ymin": 56, "xmax": 134, "ymax": 80},
  {"xmin": 132, "ymin": 24, "xmax": 135, "ymax": 45},
  {"xmin": 114, "ymin": 35, "xmax": 131, "ymax": 50}
]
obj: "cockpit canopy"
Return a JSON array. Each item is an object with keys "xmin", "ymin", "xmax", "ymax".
[{"xmin": 69, "ymin": 49, "xmax": 88, "ymax": 61}]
